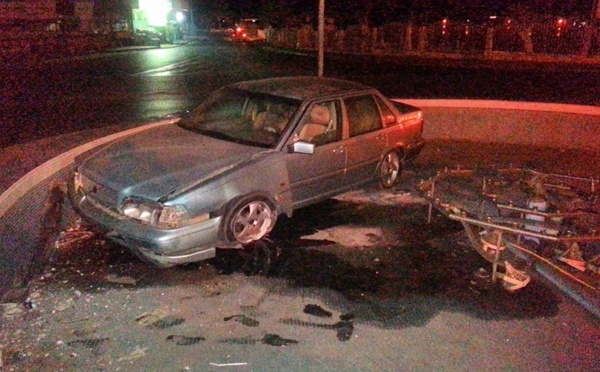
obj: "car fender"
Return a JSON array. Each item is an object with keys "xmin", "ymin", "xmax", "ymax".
[
  {"xmin": 219, "ymin": 153, "xmax": 294, "ymax": 217},
  {"xmin": 166, "ymin": 151, "xmax": 294, "ymax": 220}
]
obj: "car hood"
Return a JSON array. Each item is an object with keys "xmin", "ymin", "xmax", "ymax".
[{"xmin": 78, "ymin": 124, "xmax": 265, "ymax": 201}]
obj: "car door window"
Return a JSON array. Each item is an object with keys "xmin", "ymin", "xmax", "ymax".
[
  {"xmin": 345, "ymin": 95, "xmax": 383, "ymax": 137},
  {"xmin": 296, "ymin": 101, "xmax": 341, "ymax": 146}
]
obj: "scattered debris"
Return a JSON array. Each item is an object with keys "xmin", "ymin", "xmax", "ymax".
[
  {"xmin": 217, "ymin": 333, "xmax": 298, "ymax": 346},
  {"xmin": 280, "ymin": 315, "xmax": 355, "ymax": 342},
  {"xmin": 104, "ymin": 274, "xmax": 137, "ymax": 285},
  {"xmin": 262, "ymin": 333, "xmax": 298, "ymax": 346},
  {"xmin": 209, "ymin": 362, "xmax": 249, "ymax": 367},
  {"xmin": 1, "ymin": 303, "xmax": 22, "ymax": 317},
  {"xmin": 136, "ymin": 310, "xmax": 185, "ymax": 329},
  {"xmin": 67, "ymin": 337, "xmax": 110, "ymax": 355},
  {"xmin": 303, "ymin": 304, "xmax": 332, "ymax": 318},
  {"xmin": 54, "ymin": 300, "xmax": 73, "ymax": 312},
  {"xmin": 223, "ymin": 314, "xmax": 260, "ymax": 327},
  {"xmin": 218, "ymin": 336, "xmax": 257, "ymax": 345},
  {"xmin": 302, "ymin": 226, "xmax": 383, "ymax": 247},
  {"xmin": 334, "ymin": 188, "xmax": 427, "ymax": 206},
  {"xmin": 117, "ymin": 346, "xmax": 148, "ymax": 362},
  {"xmin": 166, "ymin": 335, "xmax": 205, "ymax": 345},
  {"xmin": 496, "ymin": 261, "xmax": 531, "ymax": 292}
]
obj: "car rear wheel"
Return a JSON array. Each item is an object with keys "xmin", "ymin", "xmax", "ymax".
[
  {"xmin": 379, "ymin": 150, "xmax": 402, "ymax": 188},
  {"xmin": 223, "ymin": 196, "xmax": 277, "ymax": 245}
]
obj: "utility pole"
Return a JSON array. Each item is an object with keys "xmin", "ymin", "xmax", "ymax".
[{"xmin": 318, "ymin": 0, "xmax": 325, "ymax": 77}]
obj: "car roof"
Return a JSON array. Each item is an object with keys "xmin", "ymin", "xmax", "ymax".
[{"xmin": 228, "ymin": 76, "xmax": 374, "ymax": 101}]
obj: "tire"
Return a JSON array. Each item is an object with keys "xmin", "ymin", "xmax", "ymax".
[
  {"xmin": 379, "ymin": 150, "xmax": 402, "ymax": 189},
  {"xmin": 223, "ymin": 195, "xmax": 277, "ymax": 245}
]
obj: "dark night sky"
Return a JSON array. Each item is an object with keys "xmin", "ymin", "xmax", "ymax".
[
  {"xmin": 196, "ymin": 0, "xmax": 596, "ymax": 16},
  {"xmin": 190, "ymin": 0, "xmax": 597, "ymax": 29}
]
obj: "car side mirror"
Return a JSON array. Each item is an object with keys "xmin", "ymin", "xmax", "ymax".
[{"xmin": 288, "ymin": 140, "xmax": 315, "ymax": 155}]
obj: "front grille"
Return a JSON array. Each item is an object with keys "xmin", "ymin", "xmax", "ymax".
[{"xmin": 81, "ymin": 174, "xmax": 119, "ymax": 208}]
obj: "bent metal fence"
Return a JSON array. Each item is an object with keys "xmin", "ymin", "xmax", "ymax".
[{"xmin": 266, "ymin": 20, "xmax": 600, "ymax": 58}]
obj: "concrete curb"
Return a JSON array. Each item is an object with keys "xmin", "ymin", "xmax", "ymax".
[
  {"xmin": 0, "ymin": 120, "xmax": 171, "ymax": 221},
  {"xmin": 395, "ymin": 99, "xmax": 600, "ymax": 116},
  {"xmin": 396, "ymin": 99, "xmax": 600, "ymax": 151}
]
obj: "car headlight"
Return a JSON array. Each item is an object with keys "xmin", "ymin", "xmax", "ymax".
[
  {"xmin": 158, "ymin": 205, "xmax": 189, "ymax": 229},
  {"xmin": 120, "ymin": 198, "xmax": 190, "ymax": 229}
]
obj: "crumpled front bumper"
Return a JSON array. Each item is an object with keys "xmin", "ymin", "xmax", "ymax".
[{"xmin": 68, "ymin": 180, "xmax": 221, "ymax": 267}]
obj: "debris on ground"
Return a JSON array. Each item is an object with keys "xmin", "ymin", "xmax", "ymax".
[{"xmin": 417, "ymin": 167, "xmax": 600, "ymax": 292}]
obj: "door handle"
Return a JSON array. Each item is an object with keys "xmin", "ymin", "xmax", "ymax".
[
  {"xmin": 376, "ymin": 134, "xmax": 386, "ymax": 141},
  {"xmin": 333, "ymin": 146, "xmax": 345, "ymax": 154}
]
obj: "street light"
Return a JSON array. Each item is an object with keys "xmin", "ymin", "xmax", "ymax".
[
  {"xmin": 139, "ymin": 0, "xmax": 172, "ymax": 27},
  {"xmin": 175, "ymin": 11, "xmax": 185, "ymax": 23}
]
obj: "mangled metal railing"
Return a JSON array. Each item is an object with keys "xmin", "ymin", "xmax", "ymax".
[{"xmin": 417, "ymin": 167, "xmax": 600, "ymax": 292}]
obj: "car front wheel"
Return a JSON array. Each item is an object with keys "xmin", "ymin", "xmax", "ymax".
[
  {"xmin": 223, "ymin": 196, "xmax": 277, "ymax": 245},
  {"xmin": 379, "ymin": 150, "xmax": 402, "ymax": 188}
]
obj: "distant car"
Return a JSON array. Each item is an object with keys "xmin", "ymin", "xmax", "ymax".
[
  {"xmin": 69, "ymin": 77, "xmax": 425, "ymax": 267},
  {"xmin": 134, "ymin": 28, "xmax": 162, "ymax": 47},
  {"xmin": 231, "ymin": 19, "xmax": 265, "ymax": 42}
]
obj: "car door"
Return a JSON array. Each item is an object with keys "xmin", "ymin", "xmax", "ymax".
[
  {"xmin": 342, "ymin": 94, "xmax": 387, "ymax": 187},
  {"xmin": 284, "ymin": 100, "xmax": 346, "ymax": 208}
]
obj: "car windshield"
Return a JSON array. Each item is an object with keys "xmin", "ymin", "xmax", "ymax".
[{"xmin": 177, "ymin": 88, "xmax": 301, "ymax": 148}]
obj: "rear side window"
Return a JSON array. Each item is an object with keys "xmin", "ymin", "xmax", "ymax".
[
  {"xmin": 375, "ymin": 96, "xmax": 397, "ymax": 126},
  {"xmin": 345, "ymin": 95, "xmax": 383, "ymax": 137}
]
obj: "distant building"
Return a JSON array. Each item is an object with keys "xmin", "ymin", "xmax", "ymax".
[
  {"xmin": 0, "ymin": 0, "xmax": 116, "ymax": 33},
  {"xmin": 131, "ymin": 0, "xmax": 192, "ymax": 40},
  {"xmin": 0, "ymin": 0, "xmax": 56, "ymax": 31}
]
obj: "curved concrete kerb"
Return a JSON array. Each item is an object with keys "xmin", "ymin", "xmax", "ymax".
[
  {"xmin": 395, "ymin": 99, "xmax": 600, "ymax": 116},
  {"xmin": 0, "ymin": 120, "xmax": 173, "ymax": 220},
  {"xmin": 394, "ymin": 99, "xmax": 600, "ymax": 151}
]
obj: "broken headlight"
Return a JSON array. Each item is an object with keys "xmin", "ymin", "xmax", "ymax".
[{"xmin": 120, "ymin": 198, "xmax": 190, "ymax": 230}]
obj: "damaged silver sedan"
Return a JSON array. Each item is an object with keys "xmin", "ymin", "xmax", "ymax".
[{"xmin": 69, "ymin": 76, "xmax": 425, "ymax": 266}]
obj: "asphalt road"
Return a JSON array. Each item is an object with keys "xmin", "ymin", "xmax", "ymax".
[{"xmin": 1, "ymin": 35, "xmax": 599, "ymax": 149}]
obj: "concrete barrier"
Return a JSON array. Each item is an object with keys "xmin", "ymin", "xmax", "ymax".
[
  {"xmin": 397, "ymin": 99, "xmax": 600, "ymax": 150},
  {"xmin": 0, "ymin": 120, "xmax": 171, "ymax": 300}
]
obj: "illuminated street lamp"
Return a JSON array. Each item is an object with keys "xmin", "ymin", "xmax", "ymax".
[
  {"xmin": 175, "ymin": 11, "xmax": 185, "ymax": 23},
  {"xmin": 139, "ymin": 0, "xmax": 172, "ymax": 27}
]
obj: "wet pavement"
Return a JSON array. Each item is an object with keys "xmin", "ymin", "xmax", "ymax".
[{"xmin": 2, "ymin": 159, "xmax": 600, "ymax": 370}]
